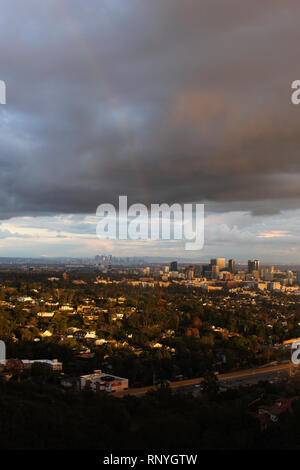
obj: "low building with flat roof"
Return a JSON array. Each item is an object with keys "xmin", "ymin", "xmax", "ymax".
[{"xmin": 80, "ymin": 370, "xmax": 128, "ymax": 393}]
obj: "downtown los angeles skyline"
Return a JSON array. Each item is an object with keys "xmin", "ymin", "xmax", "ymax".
[{"xmin": 1, "ymin": 1, "xmax": 300, "ymax": 261}]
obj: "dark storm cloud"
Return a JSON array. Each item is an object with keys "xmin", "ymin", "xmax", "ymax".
[{"xmin": 0, "ymin": 0, "xmax": 300, "ymax": 218}]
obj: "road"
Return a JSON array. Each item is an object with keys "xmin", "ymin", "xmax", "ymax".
[{"xmin": 114, "ymin": 362, "xmax": 299, "ymax": 397}]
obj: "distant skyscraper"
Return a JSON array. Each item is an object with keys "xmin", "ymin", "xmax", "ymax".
[
  {"xmin": 248, "ymin": 259, "xmax": 260, "ymax": 273},
  {"xmin": 254, "ymin": 260, "xmax": 260, "ymax": 272},
  {"xmin": 170, "ymin": 261, "xmax": 178, "ymax": 272},
  {"xmin": 211, "ymin": 265, "xmax": 220, "ymax": 279},
  {"xmin": 228, "ymin": 259, "xmax": 236, "ymax": 274},
  {"xmin": 186, "ymin": 266, "xmax": 194, "ymax": 280},
  {"xmin": 194, "ymin": 265, "xmax": 203, "ymax": 276},
  {"xmin": 287, "ymin": 270, "xmax": 294, "ymax": 285},
  {"xmin": 210, "ymin": 258, "xmax": 226, "ymax": 270}
]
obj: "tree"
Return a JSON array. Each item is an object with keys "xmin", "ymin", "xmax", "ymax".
[{"xmin": 202, "ymin": 371, "xmax": 219, "ymax": 397}]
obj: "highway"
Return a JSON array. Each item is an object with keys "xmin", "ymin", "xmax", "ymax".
[{"xmin": 114, "ymin": 362, "xmax": 299, "ymax": 397}]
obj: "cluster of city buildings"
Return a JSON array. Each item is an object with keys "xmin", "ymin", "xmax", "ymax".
[{"xmin": 119, "ymin": 257, "xmax": 300, "ymax": 293}]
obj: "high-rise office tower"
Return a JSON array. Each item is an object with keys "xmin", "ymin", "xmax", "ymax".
[
  {"xmin": 248, "ymin": 260, "xmax": 252, "ymax": 273},
  {"xmin": 170, "ymin": 261, "xmax": 178, "ymax": 272},
  {"xmin": 211, "ymin": 265, "xmax": 220, "ymax": 279},
  {"xmin": 211, "ymin": 258, "xmax": 226, "ymax": 270},
  {"xmin": 228, "ymin": 259, "xmax": 236, "ymax": 274},
  {"xmin": 186, "ymin": 266, "xmax": 194, "ymax": 280},
  {"xmin": 287, "ymin": 270, "xmax": 294, "ymax": 285},
  {"xmin": 248, "ymin": 259, "xmax": 260, "ymax": 273},
  {"xmin": 194, "ymin": 265, "xmax": 203, "ymax": 276}
]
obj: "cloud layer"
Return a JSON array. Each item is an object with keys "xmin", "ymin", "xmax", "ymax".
[
  {"xmin": 0, "ymin": 0, "xmax": 300, "ymax": 217},
  {"xmin": 0, "ymin": 1, "xmax": 300, "ymax": 259}
]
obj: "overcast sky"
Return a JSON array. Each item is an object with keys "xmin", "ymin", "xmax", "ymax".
[{"xmin": 0, "ymin": 0, "xmax": 300, "ymax": 261}]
